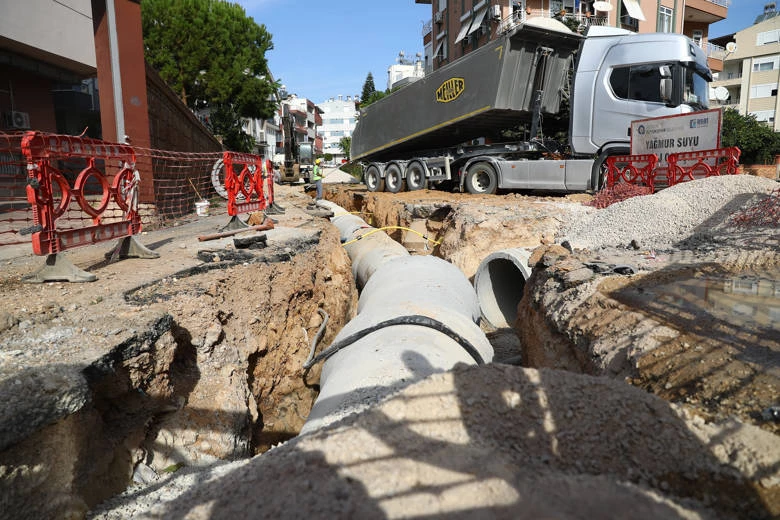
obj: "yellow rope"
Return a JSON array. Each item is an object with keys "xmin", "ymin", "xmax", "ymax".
[{"xmin": 341, "ymin": 226, "xmax": 442, "ymax": 247}]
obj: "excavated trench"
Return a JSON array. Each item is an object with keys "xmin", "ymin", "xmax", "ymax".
[{"xmin": 2, "ymin": 180, "xmax": 778, "ymax": 518}]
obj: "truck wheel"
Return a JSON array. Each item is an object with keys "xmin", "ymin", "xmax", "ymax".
[
  {"xmin": 591, "ymin": 147, "xmax": 629, "ymax": 192},
  {"xmin": 385, "ymin": 164, "xmax": 406, "ymax": 193},
  {"xmin": 465, "ymin": 162, "xmax": 497, "ymax": 194},
  {"xmin": 364, "ymin": 165, "xmax": 384, "ymax": 192},
  {"xmin": 406, "ymin": 162, "xmax": 428, "ymax": 191}
]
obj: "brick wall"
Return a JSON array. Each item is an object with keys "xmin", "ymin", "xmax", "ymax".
[
  {"xmin": 740, "ymin": 155, "xmax": 780, "ymax": 180},
  {"xmin": 145, "ymin": 63, "xmax": 222, "ymax": 154}
]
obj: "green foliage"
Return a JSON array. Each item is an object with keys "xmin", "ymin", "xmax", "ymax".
[
  {"xmin": 209, "ymin": 105, "xmax": 255, "ymax": 152},
  {"xmin": 721, "ymin": 108, "xmax": 780, "ymax": 164},
  {"xmin": 339, "ymin": 161, "xmax": 363, "ymax": 181},
  {"xmin": 338, "ymin": 136, "xmax": 351, "ymax": 157},
  {"xmin": 141, "ymin": 0, "xmax": 279, "ymax": 152},
  {"xmin": 361, "ymin": 73, "xmax": 376, "ymax": 103},
  {"xmin": 361, "ymin": 90, "xmax": 388, "ymax": 107},
  {"xmin": 323, "ymin": 153, "xmax": 333, "ymax": 162}
]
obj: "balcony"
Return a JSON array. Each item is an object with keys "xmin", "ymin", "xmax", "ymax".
[
  {"xmin": 711, "ymin": 71, "xmax": 742, "ymax": 86},
  {"xmin": 683, "ymin": 0, "xmax": 728, "ymax": 24},
  {"xmin": 423, "ymin": 19, "xmax": 432, "ymax": 37},
  {"xmin": 497, "ymin": 9, "xmax": 607, "ymax": 36}
]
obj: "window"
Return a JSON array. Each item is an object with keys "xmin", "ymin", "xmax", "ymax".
[
  {"xmin": 692, "ymin": 30, "xmax": 703, "ymax": 47},
  {"xmin": 752, "ymin": 56, "xmax": 779, "ymax": 72},
  {"xmin": 658, "ymin": 6, "xmax": 672, "ymax": 33},
  {"xmin": 550, "ymin": 0, "xmax": 575, "ymax": 15},
  {"xmin": 609, "ymin": 64, "xmax": 668, "ymax": 103},
  {"xmin": 749, "ymin": 83, "xmax": 778, "ymax": 98},
  {"xmin": 757, "ymin": 29, "xmax": 780, "ymax": 45},
  {"xmin": 750, "ymin": 110, "xmax": 776, "ymax": 123},
  {"xmin": 435, "ymin": 39, "xmax": 448, "ymax": 61}
]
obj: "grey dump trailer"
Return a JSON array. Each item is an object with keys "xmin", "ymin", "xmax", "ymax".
[{"xmin": 351, "ymin": 22, "xmax": 712, "ymax": 194}]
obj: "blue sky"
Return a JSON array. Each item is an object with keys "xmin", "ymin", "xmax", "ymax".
[
  {"xmin": 709, "ymin": 0, "xmax": 775, "ymax": 38},
  {"xmin": 234, "ymin": 1, "xmax": 773, "ymax": 104},
  {"xmin": 235, "ymin": 0, "xmax": 432, "ymax": 104}
]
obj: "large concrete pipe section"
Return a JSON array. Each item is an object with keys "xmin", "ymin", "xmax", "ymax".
[
  {"xmin": 301, "ymin": 201, "xmax": 494, "ymax": 434},
  {"xmin": 324, "ymin": 208, "xmax": 409, "ymax": 289},
  {"xmin": 473, "ymin": 248, "xmax": 533, "ymax": 329}
]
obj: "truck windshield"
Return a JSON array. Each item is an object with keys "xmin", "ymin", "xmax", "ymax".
[{"xmin": 682, "ymin": 63, "xmax": 710, "ymax": 110}]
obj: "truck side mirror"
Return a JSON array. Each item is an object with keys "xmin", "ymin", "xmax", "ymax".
[
  {"xmin": 659, "ymin": 65, "xmax": 675, "ymax": 106},
  {"xmin": 660, "ymin": 78, "xmax": 673, "ymax": 103}
]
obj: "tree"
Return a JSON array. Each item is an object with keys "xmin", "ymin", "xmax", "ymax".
[
  {"xmin": 338, "ymin": 136, "xmax": 351, "ymax": 158},
  {"xmin": 721, "ymin": 108, "xmax": 780, "ymax": 164},
  {"xmin": 141, "ymin": 0, "xmax": 279, "ymax": 152},
  {"xmin": 361, "ymin": 73, "xmax": 376, "ymax": 104},
  {"xmin": 361, "ymin": 90, "xmax": 388, "ymax": 107}
]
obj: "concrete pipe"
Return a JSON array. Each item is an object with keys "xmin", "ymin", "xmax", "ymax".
[
  {"xmin": 301, "ymin": 202, "xmax": 493, "ymax": 434},
  {"xmin": 326, "ymin": 206, "xmax": 409, "ymax": 288},
  {"xmin": 473, "ymin": 248, "xmax": 533, "ymax": 329}
]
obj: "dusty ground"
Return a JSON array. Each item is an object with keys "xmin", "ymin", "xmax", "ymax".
[
  {"xmin": 0, "ymin": 184, "xmax": 359, "ymax": 517},
  {"xmin": 1, "ymin": 175, "xmax": 778, "ymax": 518}
]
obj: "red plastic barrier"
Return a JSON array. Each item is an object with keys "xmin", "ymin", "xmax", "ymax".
[
  {"xmin": 21, "ymin": 132, "xmax": 142, "ymax": 256},
  {"xmin": 667, "ymin": 147, "xmax": 741, "ymax": 186},
  {"xmin": 222, "ymin": 151, "xmax": 268, "ymax": 216},
  {"xmin": 604, "ymin": 147, "xmax": 742, "ymax": 192},
  {"xmin": 605, "ymin": 154, "xmax": 658, "ymax": 190}
]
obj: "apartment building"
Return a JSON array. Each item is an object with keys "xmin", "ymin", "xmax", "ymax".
[
  {"xmin": 278, "ymin": 95, "xmax": 323, "ymax": 158},
  {"xmin": 416, "ymin": 0, "xmax": 728, "ymax": 74},
  {"xmin": 387, "ymin": 51, "xmax": 426, "ymax": 90},
  {"xmin": 710, "ymin": 4, "xmax": 780, "ymax": 130},
  {"xmin": 241, "ymin": 116, "xmax": 281, "ymax": 158},
  {"xmin": 0, "ymin": 0, "xmax": 98, "ymax": 135},
  {"xmin": 319, "ymin": 95, "xmax": 359, "ymax": 163}
]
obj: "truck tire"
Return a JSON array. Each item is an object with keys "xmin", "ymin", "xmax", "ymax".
[
  {"xmin": 591, "ymin": 147, "xmax": 629, "ymax": 192},
  {"xmin": 406, "ymin": 162, "xmax": 428, "ymax": 191},
  {"xmin": 464, "ymin": 162, "xmax": 497, "ymax": 195},
  {"xmin": 385, "ymin": 164, "xmax": 406, "ymax": 193},
  {"xmin": 364, "ymin": 165, "xmax": 384, "ymax": 192}
]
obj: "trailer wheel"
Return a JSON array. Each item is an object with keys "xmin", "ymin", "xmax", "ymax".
[
  {"xmin": 364, "ymin": 165, "xmax": 384, "ymax": 192},
  {"xmin": 406, "ymin": 162, "xmax": 428, "ymax": 191},
  {"xmin": 465, "ymin": 162, "xmax": 497, "ymax": 195},
  {"xmin": 385, "ymin": 164, "xmax": 405, "ymax": 193}
]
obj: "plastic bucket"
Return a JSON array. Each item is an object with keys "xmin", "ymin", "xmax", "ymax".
[{"xmin": 195, "ymin": 200, "xmax": 210, "ymax": 216}]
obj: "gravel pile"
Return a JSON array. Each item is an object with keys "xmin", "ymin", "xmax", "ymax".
[{"xmin": 560, "ymin": 175, "xmax": 778, "ymax": 251}]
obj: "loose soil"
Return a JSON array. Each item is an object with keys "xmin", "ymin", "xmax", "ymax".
[{"xmin": 1, "ymin": 177, "xmax": 778, "ymax": 518}]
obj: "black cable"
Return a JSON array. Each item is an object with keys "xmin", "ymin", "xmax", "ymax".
[
  {"xmin": 302, "ymin": 314, "xmax": 485, "ymax": 372},
  {"xmin": 304, "ymin": 308, "xmax": 330, "ymax": 368}
]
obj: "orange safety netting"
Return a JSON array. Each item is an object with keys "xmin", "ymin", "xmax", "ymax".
[{"xmin": 0, "ymin": 131, "xmax": 266, "ymax": 248}]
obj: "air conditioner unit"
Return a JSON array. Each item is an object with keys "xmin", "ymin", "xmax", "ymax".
[
  {"xmin": 8, "ymin": 111, "xmax": 30, "ymax": 129},
  {"xmin": 434, "ymin": 11, "xmax": 443, "ymax": 23},
  {"xmin": 490, "ymin": 4, "xmax": 501, "ymax": 20}
]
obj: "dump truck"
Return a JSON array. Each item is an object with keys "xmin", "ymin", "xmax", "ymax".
[{"xmin": 351, "ymin": 22, "xmax": 712, "ymax": 194}]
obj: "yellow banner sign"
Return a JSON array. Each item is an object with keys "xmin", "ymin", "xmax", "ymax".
[{"xmin": 436, "ymin": 78, "xmax": 465, "ymax": 103}]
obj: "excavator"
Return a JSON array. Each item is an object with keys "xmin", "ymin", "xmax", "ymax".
[{"xmin": 278, "ymin": 104, "xmax": 313, "ymax": 184}]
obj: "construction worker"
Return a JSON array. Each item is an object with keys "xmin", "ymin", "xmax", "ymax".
[{"xmin": 312, "ymin": 158, "xmax": 324, "ymax": 202}]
